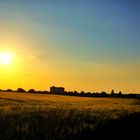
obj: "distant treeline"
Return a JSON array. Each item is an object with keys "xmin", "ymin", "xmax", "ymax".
[{"xmin": 0, "ymin": 88, "xmax": 140, "ymax": 99}]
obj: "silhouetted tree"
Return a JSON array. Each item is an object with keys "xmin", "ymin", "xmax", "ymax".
[
  {"xmin": 81, "ymin": 91, "xmax": 85, "ymax": 94},
  {"xmin": 6, "ymin": 89, "xmax": 13, "ymax": 92},
  {"xmin": 86, "ymin": 92, "xmax": 92, "ymax": 97},
  {"xmin": 74, "ymin": 91, "xmax": 78, "ymax": 94},
  {"xmin": 119, "ymin": 91, "xmax": 122, "ymax": 95},
  {"xmin": 80, "ymin": 91, "xmax": 85, "ymax": 96},
  {"xmin": 17, "ymin": 88, "xmax": 26, "ymax": 93},
  {"xmin": 101, "ymin": 91, "xmax": 107, "ymax": 97},
  {"xmin": 111, "ymin": 89, "xmax": 114, "ymax": 95},
  {"xmin": 74, "ymin": 91, "xmax": 79, "ymax": 96},
  {"xmin": 42, "ymin": 90, "xmax": 49, "ymax": 94},
  {"xmin": 28, "ymin": 89, "xmax": 36, "ymax": 93}
]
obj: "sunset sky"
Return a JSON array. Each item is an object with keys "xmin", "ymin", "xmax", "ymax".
[{"xmin": 0, "ymin": 0, "xmax": 140, "ymax": 93}]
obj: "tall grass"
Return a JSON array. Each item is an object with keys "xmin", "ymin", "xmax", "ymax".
[
  {"xmin": 0, "ymin": 92, "xmax": 140, "ymax": 140},
  {"xmin": 0, "ymin": 106, "xmax": 137, "ymax": 140}
]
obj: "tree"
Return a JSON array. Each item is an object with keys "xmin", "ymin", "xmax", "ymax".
[
  {"xmin": 119, "ymin": 91, "xmax": 122, "ymax": 95},
  {"xmin": 101, "ymin": 91, "xmax": 107, "ymax": 96},
  {"xmin": 111, "ymin": 89, "xmax": 114, "ymax": 95},
  {"xmin": 6, "ymin": 89, "xmax": 13, "ymax": 92},
  {"xmin": 17, "ymin": 88, "xmax": 26, "ymax": 93},
  {"xmin": 28, "ymin": 89, "xmax": 36, "ymax": 93}
]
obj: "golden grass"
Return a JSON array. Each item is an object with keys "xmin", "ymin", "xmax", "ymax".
[
  {"xmin": 0, "ymin": 92, "xmax": 140, "ymax": 139},
  {"xmin": 0, "ymin": 91, "xmax": 140, "ymax": 113}
]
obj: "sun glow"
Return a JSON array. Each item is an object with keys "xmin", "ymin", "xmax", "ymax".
[{"xmin": 0, "ymin": 52, "xmax": 13, "ymax": 65}]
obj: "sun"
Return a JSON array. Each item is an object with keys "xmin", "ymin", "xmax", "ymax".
[{"xmin": 0, "ymin": 52, "xmax": 13, "ymax": 65}]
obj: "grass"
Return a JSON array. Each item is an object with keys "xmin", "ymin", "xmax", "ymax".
[{"xmin": 0, "ymin": 92, "xmax": 140, "ymax": 140}]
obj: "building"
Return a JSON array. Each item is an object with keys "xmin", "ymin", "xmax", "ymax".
[{"xmin": 50, "ymin": 86, "xmax": 65, "ymax": 94}]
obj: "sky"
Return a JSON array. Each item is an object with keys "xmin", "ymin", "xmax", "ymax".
[{"xmin": 0, "ymin": 0, "xmax": 140, "ymax": 93}]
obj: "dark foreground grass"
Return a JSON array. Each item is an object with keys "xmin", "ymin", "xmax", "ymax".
[{"xmin": 0, "ymin": 107, "xmax": 140, "ymax": 140}]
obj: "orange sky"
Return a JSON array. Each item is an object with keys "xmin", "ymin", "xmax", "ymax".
[{"xmin": 0, "ymin": 1, "xmax": 140, "ymax": 93}]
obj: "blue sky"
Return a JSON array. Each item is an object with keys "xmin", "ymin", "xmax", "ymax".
[{"xmin": 0, "ymin": 0, "xmax": 140, "ymax": 92}]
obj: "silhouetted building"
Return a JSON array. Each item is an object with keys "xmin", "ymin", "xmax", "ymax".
[{"xmin": 50, "ymin": 86, "xmax": 65, "ymax": 94}]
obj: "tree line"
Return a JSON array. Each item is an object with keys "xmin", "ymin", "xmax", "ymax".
[{"xmin": 0, "ymin": 88, "xmax": 140, "ymax": 99}]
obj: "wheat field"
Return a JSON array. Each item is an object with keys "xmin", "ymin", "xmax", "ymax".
[
  {"xmin": 0, "ymin": 92, "xmax": 140, "ymax": 112},
  {"xmin": 0, "ymin": 92, "xmax": 140, "ymax": 140}
]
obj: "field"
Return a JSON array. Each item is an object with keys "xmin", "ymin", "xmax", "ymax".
[{"xmin": 0, "ymin": 92, "xmax": 140, "ymax": 140}]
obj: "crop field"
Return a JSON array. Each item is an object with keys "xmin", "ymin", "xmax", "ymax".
[{"xmin": 0, "ymin": 92, "xmax": 140, "ymax": 140}]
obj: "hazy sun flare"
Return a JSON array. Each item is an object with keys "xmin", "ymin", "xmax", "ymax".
[{"xmin": 0, "ymin": 52, "xmax": 13, "ymax": 65}]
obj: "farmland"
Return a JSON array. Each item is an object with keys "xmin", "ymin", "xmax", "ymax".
[{"xmin": 0, "ymin": 92, "xmax": 140, "ymax": 140}]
